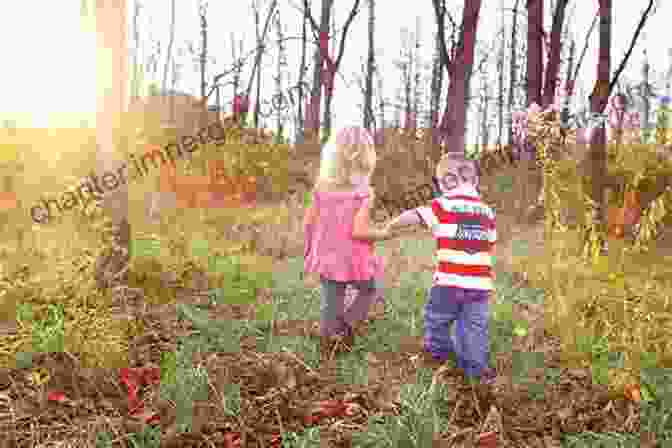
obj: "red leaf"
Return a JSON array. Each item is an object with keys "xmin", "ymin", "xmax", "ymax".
[
  {"xmin": 139, "ymin": 367, "xmax": 161, "ymax": 386},
  {"xmin": 46, "ymin": 391, "xmax": 68, "ymax": 403},
  {"xmin": 476, "ymin": 431, "xmax": 498, "ymax": 448},
  {"xmin": 223, "ymin": 432, "xmax": 241, "ymax": 447}
]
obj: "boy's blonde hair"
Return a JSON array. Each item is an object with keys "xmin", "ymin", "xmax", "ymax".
[
  {"xmin": 435, "ymin": 152, "xmax": 479, "ymax": 192},
  {"xmin": 317, "ymin": 127, "xmax": 376, "ymax": 186}
]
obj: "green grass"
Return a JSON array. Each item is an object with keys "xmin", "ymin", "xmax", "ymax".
[{"xmin": 21, "ymin": 235, "xmax": 667, "ymax": 445}]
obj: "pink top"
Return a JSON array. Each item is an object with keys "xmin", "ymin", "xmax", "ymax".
[{"xmin": 304, "ymin": 189, "xmax": 384, "ymax": 282}]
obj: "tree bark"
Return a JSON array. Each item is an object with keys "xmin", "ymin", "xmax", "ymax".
[
  {"xmin": 162, "ymin": 0, "xmax": 175, "ymax": 95},
  {"xmin": 430, "ymin": 30, "xmax": 443, "ymax": 149},
  {"xmin": 507, "ymin": 0, "xmax": 521, "ymax": 144},
  {"xmin": 304, "ymin": 0, "xmax": 332, "ymax": 144},
  {"xmin": 586, "ymin": 0, "xmax": 611, "ymax": 253},
  {"xmin": 496, "ymin": 0, "xmax": 505, "ymax": 148},
  {"xmin": 131, "ymin": 0, "xmax": 141, "ymax": 99},
  {"xmin": 94, "ymin": 0, "xmax": 130, "ymax": 291},
  {"xmin": 433, "ymin": 0, "xmax": 483, "ymax": 153},
  {"xmin": 363, "ymin": 0, "xmax": 375, "ymax": 131},
  {"xmin": 320, "ymin": 0, "xmax": 361, "ymax": 143},
  {"xmin": 295, "ymin": 2, "xmax": 309, "ymax": 144},
  {"xmin": 640, "ymin": 51, "xmax": 651, "ymax": 143},
  {"xmin": 199, "ymin": 2, "xmax": 208, "ymax": 102},
  {"xmin": 541, "ymin": 0, "xmax": 569, "ymax": 108},
  {"xmin": 526, "ymin": 0, "xmax": 543, "ymax": 108}
]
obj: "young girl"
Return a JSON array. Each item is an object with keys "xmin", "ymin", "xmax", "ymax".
[
  {"xmin": 303, "ymin": 126, "xmax": 388, "ymax": 353},
  {"xmin": 386, "ymin": 152, "xmax": 497, "ymax": 385}
]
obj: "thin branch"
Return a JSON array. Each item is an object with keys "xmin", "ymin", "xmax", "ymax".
[
  {"xmin": 607, "ymin": 0, "xmax": 655, "ymax": 96},
  {"xmin": 432, "ymin": 0, "xmax": 452, "ymax": 70},
  {"xmin": 571, "ymin": 10, "xmax": 598, "ymax": 88},
  {"xmin": 332, "ymin": 0, "xmax": 361, "ymax": 70}
]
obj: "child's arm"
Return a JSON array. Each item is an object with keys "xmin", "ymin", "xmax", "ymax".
[
  {"xmin": 352, "ymin": 190, "xmax": 390, "ymax": 241},
  {"xmin": 303, "ymin": 194, "xmax": 318, "ymax": 257}
]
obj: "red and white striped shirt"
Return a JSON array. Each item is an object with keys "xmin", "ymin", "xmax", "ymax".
[{"xmin": 416, "ymin": 189, "xmax": 496, "ymax": 291}]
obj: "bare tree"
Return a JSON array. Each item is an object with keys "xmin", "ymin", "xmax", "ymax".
[
  {"xmin": 526, "ymin": 0, "xmax": 543, "ymax": 108},
  {"xmin": 541, "ymin": 0, "xmax": 570, "ymax": 107},
  {"xmin": 245, "ymin": 0, "xmax": 279, "ymax": 128},
  {"xmin": 586, "ymin": 0, "xmax": 655, "ymax": 253},
  {"xmin": 496, "ymin": 0, "xmax": 505, "ymax": 148},
  {"xmin": 412, "ymin": 16, "xmax": 423, "ymax": 135},
  {"xmin": 94, "ymin": 0, "xmax": 131, "ymax": 293},
  {"xmin": 274, "ymin": 8, "xmax": 289, "ymax": 141},
  {"xmin": 303, "ymin": 0, "xmax": 361, "ymax": 144},
  {"xmin": 162, "ymin": 0, "xmax": 176, "ymax": 95},
  {"xmin": 199, "ymin": 1, "xmax": 208, "ymax": 102},
  {"xmin": 130, "ymin": 0, "xmax": 142, "ymax": 99},
  {"xmin": 295, "ymin": 1, "xmax": 309, "ymax": 143},
  {"xmin": 432, "ymin": 0, "xmax": 483, "ymax": 153},
  {"xmin": 640, "ymin": 50, "xmax": 653, "ymax": 143},
  {"xmin": 507, "ymin": 0, "xmax": 521, "ymax": 144},
  {"xmin": 429, "ymin": 30, "xmax": 446, "ymax": 147},
  {"xmin": 363, "ymin": 0, "xmax": 375, "ymax": 131}
]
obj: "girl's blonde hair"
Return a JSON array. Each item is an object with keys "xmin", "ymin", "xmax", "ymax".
[{"xmin": 317, "ymin": 127, "xmax": 376, "ymax": 186}]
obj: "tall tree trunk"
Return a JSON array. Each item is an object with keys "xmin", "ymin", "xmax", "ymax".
[
  {"xmin": 507, "ymin": 0, "xmax": 521, "ymax": 143},
  {"xmin": 253, "ymin": 2, "xmax": 262, "ymax": 129},
  {"xmin": 304, "ymin": 0, "xmax": 360, "ymax": 144},
  {"xmin": 199, "ymin": 2, "xmax": 208, "ymax": 102},
  {"xmin": 480, "ymin": 75, "xmax": 490, "ymax": 148},
  {"xmin": 162, "ymin": 0, "xmax": 176, "ymax": 94},
  {"xmin": 363, "ymin": 0, "xmax": 375, "ymax": 131},
  {"xmin": 295, "ymin": 3, "xmax": 308, "ymax": 144},
  {"xmin": 305, "ymin": 0, "xmax": 333, "ymax": 144},
  {"xmin": 275, "ymin": 10, "xmax": 286, "ymax": 141},
  {"xmin": 433, "ymin": 0, "xmax": 483, "ymax": 153},
  {"xmin": 376, "ymin": 70, "xmax": 385, "ymax": 146},
  {"xmin": 586, "ymin": 0, "xmax": 611, "ymax": 255},
  {"xmin": 94, "ymin": 0, "xmax": 130, "ymax": 292},
  {"xmin": 430, "ymin": 31, "xmax": 443, "ymax": 148},
  {"xmin": 640, "ymin": 51, "xmax": 651, "ymax": 143},
  {"xmin": 526, "ymin": 0, "xmax": 544, "ymax": 107},
  {"xmin": 244, "ymin": 0, "xmax": 278, "ymax": 127},
  {"xmin": 198, "ymin": 1, "xmax": 208, "ymax": 128},
  {"xmin": 131, "ymin": 0, "xmax": 141, "ymax": 99},
  {"xmin": 496, "ymin": 0, "xmax": 505, "ymax": 148},
  {"xmin": 541, "ymin": 0, "xmax": 569, "ymax": 108},
  {"xmin": 412, "ymin": 16, "xmax": 422, "ymax": 135}
]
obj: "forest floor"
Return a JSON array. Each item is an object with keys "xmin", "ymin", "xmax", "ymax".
[{"xmin": 0, "ymin": 163, "xmax": 656, "ymax": 448}]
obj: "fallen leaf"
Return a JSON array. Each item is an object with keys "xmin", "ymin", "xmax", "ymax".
[
  {"xmin": 46, "ymin": 391, "xmax": 68, "ymax": 404},
  {"xmin": 623, "ymin": 384, "xmax": 640, "ymax": 403},
  {"xmin": 222, "ymin": 432, "xmax": 241, "ymax": 448},
  {"xmin": 476, "ymin": 431, "xmax": 497, "ymax": 448}
]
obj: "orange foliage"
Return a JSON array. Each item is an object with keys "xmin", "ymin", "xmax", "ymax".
[{"xmin": 607, "ymin": 190, "xmax": 641, "ymax": 238}]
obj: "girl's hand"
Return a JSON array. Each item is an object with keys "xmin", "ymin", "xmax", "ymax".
[{"xmin": 367, "ymin": 187, "xmax": 376, "ymax": 209}]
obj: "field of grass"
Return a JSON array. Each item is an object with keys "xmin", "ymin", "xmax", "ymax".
[
  {"xmin": 0, "ymin": 132, "xmax": 670, "ymax": 446},
  {"xmin": 2, "ymin": 209, "xmax": 669, "ymax": 446}
]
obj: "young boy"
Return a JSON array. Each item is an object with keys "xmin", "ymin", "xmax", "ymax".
[{"xmin": 384, "ymin": 152, "xmax": 497, "ymax": 385}]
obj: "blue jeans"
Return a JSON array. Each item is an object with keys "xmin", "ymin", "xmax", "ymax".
[{"xmin": 424, "ymin": 286, "xmax": 491, "ymax": 378}]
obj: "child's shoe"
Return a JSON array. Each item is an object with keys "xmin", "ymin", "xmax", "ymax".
[
  {"xmin": 413, "ymin": 350, "xmax": 447, "ymax": 370},
  {"xmin": 478, "ymin": 368, "xmax": 498, "ymax": 386},
  {"xmin": 319, "ymin": 326, "xmax": 354, "ymax": 359}
]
